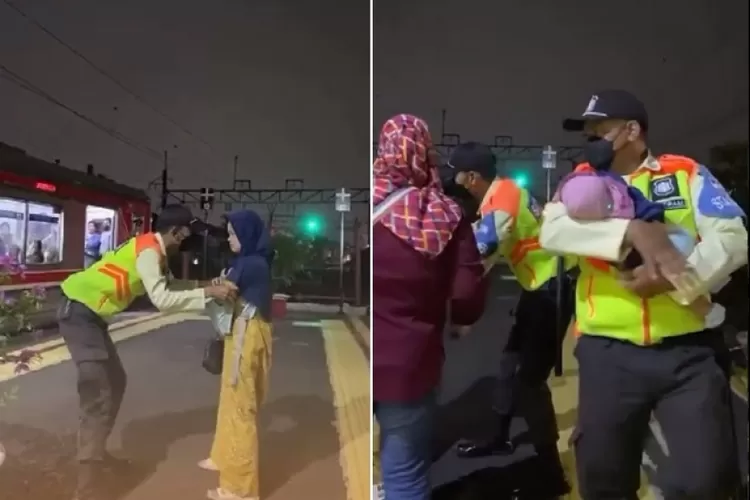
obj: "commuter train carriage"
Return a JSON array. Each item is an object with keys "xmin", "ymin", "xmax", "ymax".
[{"xmin": 0, "ymin": 142, "xmax": 151, "ymax": 288}]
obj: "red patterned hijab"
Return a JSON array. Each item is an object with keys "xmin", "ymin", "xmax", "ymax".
[{"xmin": 372, "ymin": 114, "xmax": 463, "ymax": 257}]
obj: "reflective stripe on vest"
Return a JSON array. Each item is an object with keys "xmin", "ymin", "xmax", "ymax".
[
  {"xmin": 574, "ymin": 155, "xmax": 706, "ymax": 345},
  {"xmin": 479, "ymin": 179, "xmax": 558, "ymax": 289},
  {"xmin": 61, "ymin": 233, "xmax": 163, "ymax": 318}
]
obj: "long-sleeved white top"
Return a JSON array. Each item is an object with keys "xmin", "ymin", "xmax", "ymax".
[
  {"xmin": 540, "ymin": 155, "xmax": 748, "ymax": 304},
  {"xmin": 134, "ymin": 233, "xmax": 208, "ymax": 312}
]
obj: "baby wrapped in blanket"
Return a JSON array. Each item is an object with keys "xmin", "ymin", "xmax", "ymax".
[{"xmin": 557, "ymin": 171, "xmax": 727, "ymax": 327}]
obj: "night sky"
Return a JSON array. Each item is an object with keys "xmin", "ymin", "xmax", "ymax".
[
  {"xmin": 1, "ymin": 0, "xmax": 370, "ymax": 229},
  {"xmin": 374, "ymin": 0, "xmax": 748, "ymax": 195}
]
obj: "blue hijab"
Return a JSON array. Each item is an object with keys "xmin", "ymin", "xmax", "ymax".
[{"xmin": 225, "ymin": 210, "xmax": 273, "ymax": 320}]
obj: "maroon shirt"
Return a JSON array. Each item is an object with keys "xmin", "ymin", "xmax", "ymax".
[{"xmin": 373, "ymin": 219, "xmax": 488, "ymax": 402}]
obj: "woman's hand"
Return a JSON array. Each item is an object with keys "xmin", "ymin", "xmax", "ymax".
[{"xmin": 205, "ymin": 282, "xmax": 238, "ymax": 302}]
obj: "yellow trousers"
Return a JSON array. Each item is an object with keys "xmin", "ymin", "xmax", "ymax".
[{"xmin": 210, "ymin": 317, "xmax": 272, "ymax": 498}]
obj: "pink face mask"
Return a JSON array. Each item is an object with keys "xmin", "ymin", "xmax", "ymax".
[{"xmin": 557, "ymin": 173, "xmax": 635, "ymax": 220}]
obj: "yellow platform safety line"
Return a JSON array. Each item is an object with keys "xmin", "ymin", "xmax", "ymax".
[
  {"xmin": 552, "ymin": 323, "xmax": 658, "ymax": 500},
  {"xmin": 321, "ymin": 320, "xmax": 370, "ymax": 500},
  {"xmin": 347, "ymin": 314, "xmax": 370, "ymax": 350},
  {"xmin": 0, "ymin": 312, "xmax": 201, "ymax": 383}
]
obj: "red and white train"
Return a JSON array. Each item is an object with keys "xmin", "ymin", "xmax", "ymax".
[{"xmin": 0, "ymin": 142, "xmax": 151, "ymax": 290}]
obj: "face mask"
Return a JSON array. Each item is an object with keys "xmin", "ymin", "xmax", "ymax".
[
  {"xmin": 583, "ymin": 125, "xmax": 628, "ymax": 171},
  {"xmin": 583, "ymin": 136, "xmax": 616, "ymax": 171}
]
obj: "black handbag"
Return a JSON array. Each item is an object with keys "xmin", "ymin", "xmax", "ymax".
[{"xmin": 202, "ymin": 335, "xmax": 225, "ymax": 375}]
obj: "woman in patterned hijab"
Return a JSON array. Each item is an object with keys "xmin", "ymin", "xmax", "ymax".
[
  {"xmin": 372, "ymin": 114, "xmax": 488, "ymax": 500},
  {"xmin": 372, "ymin": 114, "xmax": 463, "ymax": 256}
]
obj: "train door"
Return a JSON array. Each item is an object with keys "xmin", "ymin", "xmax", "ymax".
[{"xmin": 84, "ymin": 205, "xmax": 117, "ymax": 267}]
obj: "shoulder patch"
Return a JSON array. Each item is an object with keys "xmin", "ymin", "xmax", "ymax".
[
  {"xmin": 696, "ymin": 165, "xmax": 745, "ymax": 219},
  {"xmin": 474, "ymin": 213, "xmax": 500, "ymax": 258},
  {"xmin": 527, "ymin": 195, "xmax": 543, "ymax": 220}
]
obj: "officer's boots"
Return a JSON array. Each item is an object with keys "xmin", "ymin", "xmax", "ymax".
[{"xmin": 455, "ymin": 412, "xmax": 514, "ymax": 458}]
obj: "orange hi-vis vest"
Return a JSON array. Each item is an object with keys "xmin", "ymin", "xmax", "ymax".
[
  {"xmin": 478, "ymin": 178, "xmax": 561, "ymax": 290},
  {"xmin": 61, "ymin": 233, "xmax": 165, "ymax": 318},
  {"xmin": 573, "ymin": 154, "xmax": 706, "ymax": 345}
]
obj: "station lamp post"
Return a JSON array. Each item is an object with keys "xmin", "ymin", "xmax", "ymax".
[
  {"xmin": 542, "ymin": 145, "xmax": 557, "ymax": 202},
  {"xmin": 335, "ymin": 188, "xmax": 351, "ymax": 314}
]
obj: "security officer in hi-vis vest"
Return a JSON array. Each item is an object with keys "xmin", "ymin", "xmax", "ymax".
[
  {"xmin": 58, "ymin": 204, "xmax": 237, "ymax": 500},
  {"xmin": 541, "ymin": 89, "xmax": 748, "ymax": 499},
  {"xmin": 442, "ymin": 142, "xmax": 574, "ymax": 487}
]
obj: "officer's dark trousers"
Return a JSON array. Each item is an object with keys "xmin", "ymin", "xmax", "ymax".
[
  {"xmin": 492, "ymin": 288, "xmax": 570, "ymax": 447},
  {"xmin": 574, "ymin": 331, "xmax": 735, "ymax": 500},
  {"xmin": 58, "ymin": 299, "xmax": 127, "ymax": 495}
]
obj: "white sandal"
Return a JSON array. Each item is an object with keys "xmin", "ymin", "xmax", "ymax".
[
  {"xmin": 206, "ymin": 487, "xmax": 258, "ymax": 500},
  {"xmin": 198, "ymin": 458, "xmax": 219, "ymax": 471}
]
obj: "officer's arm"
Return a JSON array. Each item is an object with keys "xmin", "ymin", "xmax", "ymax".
[
  {"xmin": 135, "ymin": 248, "xmax": 207, "ymax": 312},
  {"xmin": 669, "ymin": 168, "xmax": 748, "ymax": 305},
  {"xmin": 155, "ymin": 265, "xmax": 202, "ymax": 291},
  {"xmin": 506, "ymin": 194, "xmax": 579, "ymax": 290},
  {"xmin": 540, "ymin": 201, "xmax": 630, "ymax": 261}
]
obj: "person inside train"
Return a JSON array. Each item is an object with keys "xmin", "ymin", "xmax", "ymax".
[
  {"xmin": 440, "ymin": 141, "xmax": 573, "ymax": 496},
  {"xmin": 27, "ymin": 239, "xmax": 44, "ymax": 264},
  {"xmin": 84, "ymin": 220, "xmax": 102, "ymax": 268},
  {"xmin": 0, "ymin": 221, "xmax": 12, "ymax": 256},
  {"xmin": 57, "ymin": 204, "xmax": 239, "ymax": 500},
  {"xmin": 372, "ymin": 114, "xmax": 488, "ymax": 500},
  {"xmin": 7, "ymin": 244, "xmax": 21, "ymax": 263},
  {"xmin": 198, "ymin": 208, "xmax": 274, "ymax": 500},
  {"xmin": 541, "ymin": 89, "xmax": 747, "ymax": 499},
  {"xmin": 99, "ymin": 217, "xmax": 114, "ymax": 255}
]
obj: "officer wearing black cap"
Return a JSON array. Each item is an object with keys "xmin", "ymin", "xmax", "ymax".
[
  {"xmin": 58, "ymin": 204, "xmax": 237, "ymax": 500},
  {"xmin": 442, "ymin": 143, "xmax": 572, "ymax": 484},
  {"xmin": 541, "ymin": 89, "xmax": 748, "ymax": 499}
]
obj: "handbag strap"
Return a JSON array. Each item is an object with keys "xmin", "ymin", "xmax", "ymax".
[{"xmin": 373, "ymin": 187, "xmax": 415, "ymax": 224}]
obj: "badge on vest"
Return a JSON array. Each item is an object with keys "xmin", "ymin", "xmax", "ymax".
[
  {"xmin": 662, "ymin": 198, "xmax": 687, "ymax": 210},
  {"xmin": 650, "ymin": 175, "xmax": 680, "ymax": 201}
]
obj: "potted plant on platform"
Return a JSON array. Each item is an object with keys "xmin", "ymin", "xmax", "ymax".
[{"xmin": 0, "ymin": 256, "xmax": 44, "ymax": 467}]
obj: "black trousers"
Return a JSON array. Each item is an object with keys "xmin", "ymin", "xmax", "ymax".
[
  {"xmin": 492, "ymin": 285, "xmax": 573, "ymax": 442},
  {"xmin": 574, "ymin": 331, "xmax": 735, "ymax": 500},
  {"xmin": 58, "ymin": 299, "xmax": 127, "ymax": 494}
]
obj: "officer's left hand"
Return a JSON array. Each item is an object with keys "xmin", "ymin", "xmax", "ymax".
[{"xmin": 618, "ymin": 265, "xmax": 674, "ymax": 298}]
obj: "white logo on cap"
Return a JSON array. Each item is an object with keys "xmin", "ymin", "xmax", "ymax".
[{"xmin": 583, "ymin": 95, "xmax": 607, "ymax": 117}]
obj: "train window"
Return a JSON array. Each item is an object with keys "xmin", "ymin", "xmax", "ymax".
[
  {"xmin": 27, "ymin": 202, "xmax": 63, "ymax": 264},
  {"xmin": 84, "ymin": 206, "xmax": 116, "ymax": 268},
  {"xmin": 0, "ymin": 197, "xmax": 63, "ymax": 265},
  {"xmin": 0, "ymin": 197, "xmax": 27, "ymax": 263}
]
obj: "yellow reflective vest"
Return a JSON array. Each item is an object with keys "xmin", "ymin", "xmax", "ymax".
[
  {"xmin": 61, "ymin": 233, "xmax": 164, "ymax": 318},
  {"xmin": 477, "ymin": 178, "xmax": 562, "ymax": 290},
  {"xmin": 574, "ymin": 155, "xmax": 706, "ymax": 345}
]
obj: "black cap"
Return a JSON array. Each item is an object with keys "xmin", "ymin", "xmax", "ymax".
[
  {"xmin": 155, "ymin": 204, "xmax": 208, "ymax": 233},
  {"xmin": 446, "ymin": 142, "xmax": 497, "ymax": 181},
  {"xmin": 562, "ymin": 89, "xmax": 649, "ymax": 132}
]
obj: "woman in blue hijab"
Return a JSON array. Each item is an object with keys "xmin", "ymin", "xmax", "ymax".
[{"xmin": 201, "ymin": 209, "xmax": 274, "ymax": 500}]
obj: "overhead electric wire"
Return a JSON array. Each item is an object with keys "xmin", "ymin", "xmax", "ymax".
[
  {"xmin": 1, "ymin": 0, "xmax": 221, "ymax": 156},
  {"xmin": 0, "ymin": 63, "xmax": 162, "ymax": 162}
]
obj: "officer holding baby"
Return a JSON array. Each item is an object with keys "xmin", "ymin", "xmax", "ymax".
[{"xmin": 540, "ymin": 89, "xmax": 748, "ymax": 499}]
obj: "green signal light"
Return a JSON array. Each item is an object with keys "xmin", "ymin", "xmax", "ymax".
[
  {"xmin": 512, "ymin": 174, "xmax": 529, "ymax": 188},
  {"xmin": 300, "ymin": 214, "xmax": 324, "ymax": 235}
]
